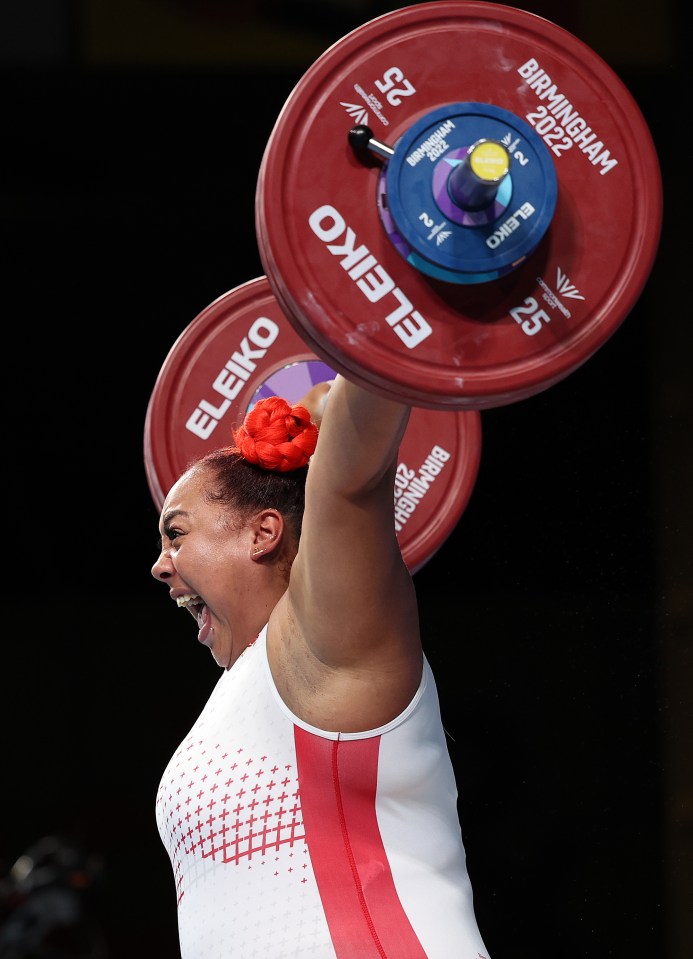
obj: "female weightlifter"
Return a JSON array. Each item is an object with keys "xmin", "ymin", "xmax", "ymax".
[{"xmin": 151, "ymin": 374, "xmax": 490, "ymax": 959}]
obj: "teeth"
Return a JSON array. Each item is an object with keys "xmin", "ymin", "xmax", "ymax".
[{"xmin": 176, "ymin": 593, "xmax": 201, "ymax": 608}]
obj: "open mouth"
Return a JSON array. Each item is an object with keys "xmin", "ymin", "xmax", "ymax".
[{"xmin": 176, "ymin": 593, "xmax": 207, "ymax": 629}]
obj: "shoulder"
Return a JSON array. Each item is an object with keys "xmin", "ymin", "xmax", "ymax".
[{"xmin": 266, "ymin": 592, "xmax": 423, "ymax": 733}]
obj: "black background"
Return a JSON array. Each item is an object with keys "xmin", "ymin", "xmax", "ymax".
[{"xmin": 2, "ymin": 1, "xmax": 689, "ymax": 958}]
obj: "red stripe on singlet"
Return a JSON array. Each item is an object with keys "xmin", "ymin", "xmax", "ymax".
[{"xmin": 294, "ymin": 727, "xmax": 428, "ymax": 959}]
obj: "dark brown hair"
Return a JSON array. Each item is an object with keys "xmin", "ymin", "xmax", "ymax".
[{"xmin": 192, "ymin": 449, "xmax": 308, "ymax": 544}]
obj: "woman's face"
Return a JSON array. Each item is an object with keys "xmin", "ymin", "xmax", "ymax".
[{"xmin": 151, "ymin": 467, "xmax": 256, "ymax": 669}]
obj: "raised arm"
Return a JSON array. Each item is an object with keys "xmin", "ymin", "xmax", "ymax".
[{"xmin": 269, "ymin": 375, "xmax": 423, "ymax": 732}]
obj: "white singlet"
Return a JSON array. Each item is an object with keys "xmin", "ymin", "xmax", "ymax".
[{"xmin": 156, "ymin": 626, "xmax": 490, "ymax": 959}]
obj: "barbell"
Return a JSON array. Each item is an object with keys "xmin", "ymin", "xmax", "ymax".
[
  {"xmin": 145, "ymin": 1, "xmax": 662, "ymax": 569},
  {"xmin": 255, "ymin": 0, "xmax": 662, "ymax": 409}
]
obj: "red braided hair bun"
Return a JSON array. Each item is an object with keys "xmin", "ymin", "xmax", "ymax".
[{"xmin": 232, "ymin": 396, "xmax": 318, "ymax": 472}]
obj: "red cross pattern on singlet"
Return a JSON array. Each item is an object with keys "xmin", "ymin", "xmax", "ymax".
[{"xmin": 157, "ymin": 738, "xmax": 307, "ymax": 904}]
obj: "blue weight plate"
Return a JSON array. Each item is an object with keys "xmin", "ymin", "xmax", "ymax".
[{"xmin": 382, "ymin": 102, "xmax": 557, "ymax": 280}]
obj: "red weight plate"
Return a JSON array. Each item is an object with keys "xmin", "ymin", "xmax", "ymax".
[
  {"xmin": 144, "ymin": 276, "xmax": 482, "ymax": 572},
  {"xmin": 256, "ymin": 0, "xmax": 662, "ymax": 410}
]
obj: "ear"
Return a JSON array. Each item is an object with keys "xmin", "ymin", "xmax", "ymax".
[{"xmin": 250, "ymin": 509, "xmax": 284, "ymax": 560}]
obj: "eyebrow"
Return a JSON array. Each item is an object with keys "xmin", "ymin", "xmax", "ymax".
[{"xmin": 163, "ymin": 508, "xmax": 188, "ymax": 526}]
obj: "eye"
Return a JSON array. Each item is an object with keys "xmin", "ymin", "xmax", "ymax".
[{"xmin": 163, "ymin": 524, "xmax": 183, "ymax": 543}]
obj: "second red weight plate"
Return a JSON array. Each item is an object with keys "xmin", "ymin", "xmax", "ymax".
[{"xmin": 144, "ymin": 277, "xmax": 482, "ymax": 572}]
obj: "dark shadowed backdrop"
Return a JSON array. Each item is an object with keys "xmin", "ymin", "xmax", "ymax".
[{"xmin": 2, "ymin": 1, "xmax": 689, "ymax": 958}]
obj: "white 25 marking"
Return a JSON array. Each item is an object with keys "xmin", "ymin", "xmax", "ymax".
[
  {"xmin": 510, "ymin": 296, "xmax": 551, "ymax": 336},
  {"xmin": 374, "ymin": 67, "xmax": 416, "ymax": 106}
]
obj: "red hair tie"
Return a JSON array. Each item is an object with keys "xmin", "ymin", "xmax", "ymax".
[{"xmin": 232, "ymin": 396, "xmax": 318, "ymax": 472}]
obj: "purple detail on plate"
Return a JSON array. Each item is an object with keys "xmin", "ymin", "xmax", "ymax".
[
  {"xmin": 249, "ymin": 360, "xmax": 336, "ymax": 410},
  {"xmin": 432, "ymin": 149, "xmax": 510, "ymax": 226}
]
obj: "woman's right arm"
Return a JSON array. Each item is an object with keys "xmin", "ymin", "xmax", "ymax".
[{"xmin": 276, "ymin": 375, "xmax": 423, "ymax": 732}]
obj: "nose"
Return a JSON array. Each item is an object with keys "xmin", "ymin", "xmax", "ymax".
[{"xmin": 151, "ymin": 549, "xmax": 173, "ymax": 581}]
